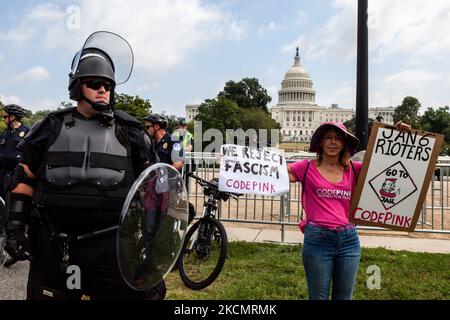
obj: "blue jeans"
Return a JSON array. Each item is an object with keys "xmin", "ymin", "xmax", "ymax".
[{"xmin": 301, "ymin": 223, "xmax": 360, "ymax": 300}]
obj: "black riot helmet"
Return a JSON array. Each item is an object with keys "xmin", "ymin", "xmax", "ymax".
[
  {"xmin": 68, "ymin": 48, "xmax": 116, "ymax": 112},
  {"xmin": 4, "ymin": 104, "xmax": 26, "ymax": 119},
  {"xmin": 143, "ymin": 113, "xmax": 169, "ymax": 130}
]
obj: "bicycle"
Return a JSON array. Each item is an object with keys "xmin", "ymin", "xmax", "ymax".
[{"xmin": 177, "ymin": 172, "xmax": 240, "ymax": 290}]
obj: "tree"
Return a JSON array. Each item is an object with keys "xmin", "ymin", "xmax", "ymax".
[
  {"xmin": 114, "ymin": 93, "xmax": 152, "ymax": 121},
  {"xmin": 218, "ymin": 78, "xmax": 272, "ymax": 113},
  {"xmin": 195, "ymin": 78, "xmax": 277, "ymax": 149},
  {"xmin": 343, "ymin": 117, "xmax": 376, "ymax": 136},
  {"xmin": 196, "ymin": 97, "xmax": 241, "ymax": 133},
  {"xmin": 21, "ymin": 102, "xmax": 73, "ymax": 128},
  {"xmin": 164, "ymin": 114, "xmax": 181, "ymax": 134},
  {"xmin": 343, "ymin": 117, "xmax": 356, "ymax": 135},
  {"xmin": 393, "ymin": 96, "xmax": 421, "ymax": 127},
  {"xmin": 195, "ymin": 97, "xmax": 241, "ymax": 149},
  {"xmin": 419, "ymin": 106, "xmax": 450, "ymax": 155},
  {"xmin": 23, "ymin": 110, "xmax": 54, "ymax": 128},
  {"xmin": 240, "ymin": 108, "xmax": 281, "ymax": 146}
]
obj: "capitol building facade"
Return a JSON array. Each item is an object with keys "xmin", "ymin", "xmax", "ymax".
[{"xmin": 186, "ymin": 48, "xmax": 394, "ymax": 142}]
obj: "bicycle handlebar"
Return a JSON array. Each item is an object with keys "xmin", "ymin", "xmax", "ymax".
[{"xmin": 187, "ymin": 173, "xmax": 242, "ymax": 199}]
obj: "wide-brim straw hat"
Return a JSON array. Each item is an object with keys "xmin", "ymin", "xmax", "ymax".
[{"xmin": 309, "ymin": 122, "xmax": 360, "ymax": 156}]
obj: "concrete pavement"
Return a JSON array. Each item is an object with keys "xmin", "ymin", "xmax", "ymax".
[{"xmin": 225, "ymin": 226, "xmax": 450, "ymax": 254}]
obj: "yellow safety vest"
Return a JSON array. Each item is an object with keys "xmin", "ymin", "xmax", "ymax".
[{"xmin": 173, "ymin": 130, "xmax": 193, "ymax": 148}]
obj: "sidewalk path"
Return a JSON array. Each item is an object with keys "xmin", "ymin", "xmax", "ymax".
[{"xmin": 226, "ymin": 227, "xmax": 450, "ymax": 254}]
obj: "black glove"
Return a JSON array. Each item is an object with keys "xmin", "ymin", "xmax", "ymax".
[{"xmin": 4, "ymin": 193, "xmax": 32, "ymax": 261}]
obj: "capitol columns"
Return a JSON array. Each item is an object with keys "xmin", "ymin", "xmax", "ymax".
[{"xmin": 356, "ymin": 0, "xmax": 369, "ymax": 150}]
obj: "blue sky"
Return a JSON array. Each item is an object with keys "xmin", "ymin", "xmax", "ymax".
[{"xmin": 1, "ymin": 0, "xmax": 449, "ymax": 116}]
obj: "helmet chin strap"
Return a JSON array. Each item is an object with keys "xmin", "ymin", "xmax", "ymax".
[
  {"xmin": 81, "ymin": 94, "xmax": 111, "ymax": 112},
  {"xmin": 80, "ymin": 94, "xmax": 115, "ymax": 122},
  {"xmin": 6, "ymin": 116, "xmax": 18, "ymax": 130}
]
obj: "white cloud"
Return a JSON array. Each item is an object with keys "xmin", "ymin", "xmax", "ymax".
[
  {"xmin": 227, "ymin": 20, "xmax": 248, "ymax": 41},
  {"xmin": 293, "ymin": 10, "xmax": 307, "ymax": 26},
  {"xmin": 283, "ymin": 0, "xmax": 450, "ymax": 64},
  {"xmin": 0, "ymin": 94, "xmax": 22, "ymax": 105},
  {"xmin": 368, "ymin": 0, "xmax": 450, "ymax": 62},
  {"xmin": 14, "ymin": 66, "xmax": 51, "ymax": 82},
  {"xmin": 371, "ymin": 70, "xmax": 444, "ymax": 109},
  {"xmin": 258, "ymin": 21, "xmax": 286, "ymax": 37},
  {"xmin": 282, "ymin": 0, "xmax": 357, "ymax": 62},
  {"xmin": 281, "ymin": 0, "xmax": 450, "ymax": 109},
  {"xmin": 266, "ymin": 85, "xmax": 278, "ymax": 103},
  {"xmin": 2, "ymin": 0, "xmax": 248, "ymax": 72},
  {"xmin": 34, "ymin": 99, "xmax": 60, "ymax": 110},
  {"xmin": 137, "ymin": 82, "xmax": 160, "ymax": 92},
  {"xmin": 2, "ymin": 4, "xmax": 66, "ymax": 46},
  {"xmin": 319, "ymin": 80, "xmax": 356, "ymax": 109},
  {"xmin": 384, "ymin": 70, "xmax": 439, "ymax": 89}
]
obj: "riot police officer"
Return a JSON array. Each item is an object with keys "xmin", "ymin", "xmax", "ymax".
[
  {"xmin": 3, "ymin": 36, "xmax": 163, "ymax": 299},
  {"xmin": 0, "ymin": 104, "xmax": 29, "ymax": 198},
  {"xmin": 144, "ymin": 114, "xmax": 184, "ymax": 171}
]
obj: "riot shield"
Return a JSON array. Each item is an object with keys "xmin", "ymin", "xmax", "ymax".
[
  {"xmin": 70, "ymin": 31, "xmax": 134, "ymax": 85},
  {"xmin": 117, "ymin": 163, "xmax": 189, "ymax": 291}
]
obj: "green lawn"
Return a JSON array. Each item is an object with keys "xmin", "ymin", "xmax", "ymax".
[{"xmin": 166, "ymin": 242, "xmax": 450, "ymax": 300}]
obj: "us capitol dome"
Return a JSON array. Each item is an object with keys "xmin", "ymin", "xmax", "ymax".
[
  {"xmin": 269, "ymin": 47, "xmax": 394, "ymax": 142},
  {"xmin": 185, "ymin": 47, "xmax": 394, "ymax": 141}
]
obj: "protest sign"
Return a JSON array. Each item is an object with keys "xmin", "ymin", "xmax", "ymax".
[
  {"xmin": 219, "ymin": 144, "xmax": 289, "ymax": 196},
  {"xmin": 350, "ymin": 123, "xmax": 444, "ymax": 231}
]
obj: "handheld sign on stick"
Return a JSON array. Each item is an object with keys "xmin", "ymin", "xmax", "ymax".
[{"xmin": 350, "ymin": 123, "xmax": 444, "ymax": 232}]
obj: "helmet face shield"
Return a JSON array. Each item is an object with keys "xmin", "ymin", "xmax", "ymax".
[{"xmin": 70, "ymin": 31, "xmax": 134, "ymax": 86}]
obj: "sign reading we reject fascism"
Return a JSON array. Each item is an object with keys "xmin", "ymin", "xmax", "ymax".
[
  {"xmin": 350, "ymin": 122, "xmax": 443, "ymax": 232},
  {"xmin": 219, "ymin": 144, "xmax": 289, "ymax": 197}
]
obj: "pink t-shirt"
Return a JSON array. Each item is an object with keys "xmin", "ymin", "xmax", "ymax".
[{"xmin": 289, "ymin": 160, "xmax": 363, "ymax": 228}]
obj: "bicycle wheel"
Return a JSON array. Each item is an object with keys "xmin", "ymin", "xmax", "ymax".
[{"xmin": 178, "ymin": 216, "xmax": 227, "ymax": 290}]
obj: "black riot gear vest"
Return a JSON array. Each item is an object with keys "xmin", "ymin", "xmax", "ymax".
[{"xmin": 33, "ymin": 112, "xmax": 135, "ymax": 211}]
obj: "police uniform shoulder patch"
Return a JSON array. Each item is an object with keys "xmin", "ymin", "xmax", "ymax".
[
  {"xmin": 173, "ymin": 143, "xmax": 182, "ymax": 151},
  {"xmin": 19, "ymin": 131, "xmax": 25, "ymax": 138}
]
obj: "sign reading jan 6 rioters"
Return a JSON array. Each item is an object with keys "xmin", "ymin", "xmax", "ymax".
[
  {"xmin": 350, "ymin": 123, "xmax": 444, "ymax": 232},
  {"xmin": 218, "ymin": 145, "xmax": 290, "ymax": 196}
]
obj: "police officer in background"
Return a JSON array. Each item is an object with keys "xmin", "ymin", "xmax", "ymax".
[
  {"xmin": 144, "ymin": 114, "xmax": 184, "ymax": 171},
  {"xmin": 144, "ymin": 114, "xmax": 196, "ymax": 227},
  {"xmin": 172, "ymin": 117, "xmax": 196, "ymax": 193},
  {"xmin": 0, "ymin": 104, "xmax": 29, "ymax": 199},
  {"xmin": 143, "ymin": 114, "xmax": 194, "ymax": 271},
  {"xmin": 172, "ymin": 118, "xmax": 193, "ymax": 153},
  {"xmin": 3, "ymin": 39, "xmax": 164, "ymax": 299}
]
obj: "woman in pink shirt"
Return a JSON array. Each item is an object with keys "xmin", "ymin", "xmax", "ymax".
[
  {"xmin": 288, "ymin": 122, "xmax": 361, "ymax": 300},
  {"xmin": 288, "ymin": 121, "xmax": 409, "ymax": 300}
]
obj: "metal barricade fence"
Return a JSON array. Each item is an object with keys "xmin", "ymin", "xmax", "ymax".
[{"xmin": 185, "ymin": 153, "xmax": 450, "ymax": 242}]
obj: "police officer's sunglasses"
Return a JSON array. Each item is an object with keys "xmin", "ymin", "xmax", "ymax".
[{"xmin": 82, "ymin": 79, "xmax": 113, "ymax": 92}]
